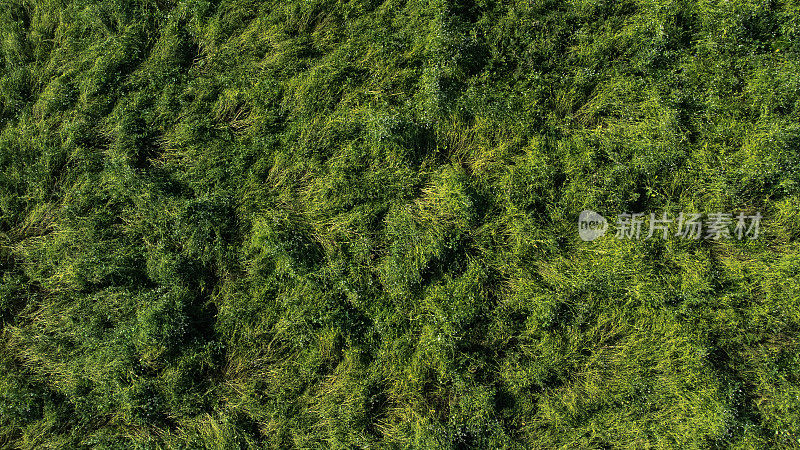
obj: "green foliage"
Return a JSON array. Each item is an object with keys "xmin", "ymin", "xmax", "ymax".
[{"xmin": 0, "ymin": 0, "xmax": 799, "ymax": 447}]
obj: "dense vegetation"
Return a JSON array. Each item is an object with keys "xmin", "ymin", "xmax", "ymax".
[{"xmin": 1, "ymin": 0, "xmax": 799, "ymax": 447}]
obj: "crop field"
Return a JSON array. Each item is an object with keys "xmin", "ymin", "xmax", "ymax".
[{"xmin": 0, "ymin": 0, "xmax": 799, "ymax": 448}]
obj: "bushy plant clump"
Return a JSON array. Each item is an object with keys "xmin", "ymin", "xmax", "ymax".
[{"xmin": 1, "ymin": 0, "xmax": 799, "ymax": 447}]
